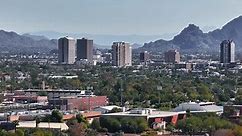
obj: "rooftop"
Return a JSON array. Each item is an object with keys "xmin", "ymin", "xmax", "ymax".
[
  {"xmin": 95, "ymin": 105, "xmax": 121, "ymax": 111},
  {"xmin": 102, "ymin": 108, "xmax": 178, "ymax": 119},
  {"xmin": 81, "ymin": 111, "xmax": 101, "ymax": 118},
  {"xmin": 17, "ymin": 121, "xmax": 69, "ymax": 131},
  {"xmin": 63, "ymin": 36, "xmax": 75, "ymax": 40},
  {"xmin": 172, "ymin": 101, "xmax": 223, "ymax": 113}
]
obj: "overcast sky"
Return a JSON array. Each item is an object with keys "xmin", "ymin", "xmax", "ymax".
[{"xmin": 1, "ymin": 0, "xmax": 242, "ymax": 35}]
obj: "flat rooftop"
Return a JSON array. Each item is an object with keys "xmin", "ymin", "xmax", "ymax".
[
  {"xmin": 17, "ymin": 121, "xmax": 69, "ymax": 131},
  {"xmin": 102, "ymin": 110, "xmax": 178, "ymax": 119}
]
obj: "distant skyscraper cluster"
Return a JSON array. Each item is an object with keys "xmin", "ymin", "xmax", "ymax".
[
  {"xmin": 58, "ymin": 37, "xmax": 132, "ymax": 66},
  {"xmin": 57, "ymin": 35, "xmax": 236, "ymax": 67},
  {"xmin": 58, "ymin": 37, "xmax": 76, "ymax": 64},
  {"xmin": 112, "ymin": 42, "xmax": 132, "ymax": 67},
  {"xmin": 220, "ymin": 40, "xmax": 235, "ymax": 64},
  {"xmin": 140, "ymin": 51, "xmax": 150, "ymax": 63},
  {"xmin": 164, "ymin": 49, "xmax": 181, "ymax": 63},
  {"xmin": 58, "ymin": 36, "xmax": 93, "ymax": 64}
]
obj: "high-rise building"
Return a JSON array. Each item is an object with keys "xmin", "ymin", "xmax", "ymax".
[
  {"xmin": 164, "ymin": 49, "xmax": 180, "ymax": 63},
  {"xmin": 220, "ymin": 40, "xmax": 235, "ymax": 63},
  {"xmin": 76, "ymin": 38, "xmax": 93, "ymax": 63},
  {"xmin": 58, "ymin": 36, "xmax": 76, "ymax": 64},
  {"xmin": 112, "ymin": 42, "xmax": 132, "ymax": 67},
  {"xmin": 140, "ymin": 51, "xmax": 150, "ymax": 63}
]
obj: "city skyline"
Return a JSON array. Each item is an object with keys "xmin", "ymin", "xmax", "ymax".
[
  {"xmin": 0, "ymin": 1, "xmax": 242, "ymax": 135},
  {"xmin": 0, "ymin": 0, "xmax": 242, "ymax": 36}
]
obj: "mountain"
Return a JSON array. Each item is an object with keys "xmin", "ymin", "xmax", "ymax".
[
  {"xmin": 139, "ymin": 16, "xmax": 242, "ymax": 53},
  {"xmin": 22, "ymin": 33, "xmax": 49, "ymax": 41},
  {"xmin": 2, "ymin": 15, "xmax": 242, "ymax": 54},
  {"xmin": 0, "ymin": 30, "xmax": 57, "ymax": 53},
  {"xmin": 131, "ymin": 43, "xmax": 143, "ymax": 49},
  {"xmin": 29, "ymin": 31, "xmax": 165, "ymax": 46}
]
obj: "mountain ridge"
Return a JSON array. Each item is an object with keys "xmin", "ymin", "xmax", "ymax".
[
  {"xmin": 1, "ymin": 16, "xmax": 242, "ymax": 53},
  {"xmin": 0, "ymin": 30, "xmax": 57, "ymax": 53},
  {"xmin": 139, "ymin": 16, "xmax": 242, "ymax": 53}
]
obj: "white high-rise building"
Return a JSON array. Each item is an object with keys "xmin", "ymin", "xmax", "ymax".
[
  {"xmin": 220, "ymin": 40, "xmax": 235, "ymax": 64},
  {"xmin": 58, "ymin": 36, "xmax": 76, "ymax": 64},
  {"xmin": 112, "ymin": 42, "xmax": 132, "ymax": 67}
]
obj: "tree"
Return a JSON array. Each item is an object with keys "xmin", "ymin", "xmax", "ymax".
[
  {"xmin": 110, "ymin": 119, "xmax": 121, "ymax": 133},
  {"xmin": 136, "ymin": 118, "xmax": 148, "ymax": 133},
  {"xmin": 100, "ymin": 117, "xmax": 121, "ymax": 133},
  {"xmin": 177, "ymin": 117, "xmax": 203, "ymax": 135},
  {"xmin": 90, "ymin": 118, "xmax": 101, "ymax": 130},
  {"xmin": 32, "ymin": 129, "xmax": 53, "ymax": 136},
  {"xmin": 51, "ymin": 110, "xmax": 63, "ymax": 122},
  {"xmin": 186, "ymin": 116, "xmax": 203, "ymax": 135},
  {"xmin": 37, "ymin": 91, "xmax": 47, "ymax": 96},
  {"xmin": 43, "ymin": 110, "xmax": 63, "ymax": 123},
  {"xmin": 233, "ymin": 126, "xmax": 242, "ymax": 136},
  {"xmin": 70, "ymin": 79, "xmax": 82, "ymax": 89},
  {"xmin": 0, "ymin": 129, "xmax": 8, "ymax": 136},
  {"xmin": 86, "ymin": 129, "xmax": 98, "ymax": 136},
  {"xmin": 15, "ymin": 129, "xmax": 24, "ymax": 136},
  {"xmin": 166, "ymin": 124, "xmax": 175, "ymax": 133},
  {"xmin": 186, "ymin": 109, "xmax": 191, "ymax": 117},
  {"xmin": 68, "ymin": 122, "xmax": 86, "ymax": 136},
  {"xmin": 76, "ymin": 114, "xmax": 88, "ymax": 126},
  {"xmin": 235, "ymin": 95, "xmax": 242, "ymax": 105},
  {"xmin": 110, "ymin": 107, "xmax": 122, "ymax": 113},
  {"xmin": 100, "ymin": 117, "xmax": 148, "ymax": 133},
  {"xmin": 177, "ymin": 115, "xmax": 234, "ymax": 136}
]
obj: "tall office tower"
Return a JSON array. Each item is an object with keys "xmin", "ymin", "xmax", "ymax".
[
  {"xmin": 76, "ymin": 38, "xmax": 94, "ymax": 63},
  {"xmin": 112, "ymin": 42, "xmax": 132, "ymax": 67},
  {"xmin": 58, "ymin": 36, "xmax": 76, "ymax": 64},
  {"xmin": 140, "ymin": 51, "xmax": 150, "ymax": 63},
  {"xmin": 164, "ymin": 49, "xmax": 180, "ymax": 63},
  {"xmin": 220, "ymin": 40, "xmax": 235, "ymax": 63}
]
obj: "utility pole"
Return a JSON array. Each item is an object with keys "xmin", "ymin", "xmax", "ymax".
[
  {"xmin": 157, "ymin": 86, "xmax": 162, "ymax": 105},
  {"xmin": 119, "ymin": 76, "xmax": 125, "ymax": 107},
  {"xmin": 120, "ymin": 82, "xmax": 123, "ymax": 107},
  {"xmin": 42, "ymin": 81, "xmax": 45, "ymax": 90},
  {"xmin": 87, "ymin": 86, "xmax": 93, "ymax": 111}
]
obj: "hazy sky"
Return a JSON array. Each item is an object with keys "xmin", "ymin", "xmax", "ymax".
[{"xmin": 1, "ymin": 0, "xmax": 242, "ymax": 35}]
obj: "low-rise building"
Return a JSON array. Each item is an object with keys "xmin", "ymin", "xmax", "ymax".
[
  {"xmin": 173, "ymin": 101, "xmax": 223, "ymax": 115},
  {"xmin": 17, "ymin": 121, "xmax": 69, "ymax": 131},
  {"xmin": 81, "ymin": 111, "xmax": 102, "ymax": 123},
  {"xmin": 94, "ymin": 105, "xmax": 122, "ymax": 114},
  {"xmin": 23, "ymin": 89, "xmax": 92, "ymax": 99},
  {"xmin": 48, "ymin": 96, "xmax": 108, "ymax": 111},
  {"xmin": 175, "ymin": 63, "xmax": 193, "ymax": 70},
  {"xmin": 102, "ymin": 108, "xmax": 180, "ymax": 129},
  {"xmin": 223, "ymin": 105, "xmax": 242, "ymax": 118},
  {"xmin": 12, "ymin": 95, "xmax": 47, "ymax": 104}
]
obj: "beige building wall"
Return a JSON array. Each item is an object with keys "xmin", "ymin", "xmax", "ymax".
[
  {"xmin": 112, "ymin": 42, "xmax": 132, "ymax": 67},
  {"xmin": 58, "ymin": 37, "xmax": 76, "ymax": 64}
]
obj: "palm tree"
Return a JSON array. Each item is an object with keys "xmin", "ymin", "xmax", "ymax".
[
  {"xmin": 35, "ymin": 116, "xmax": 41, "ymax": 128},
  {"xmin": 12, "ymin": 120, "xmax": 19, "ymax": 132}
]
